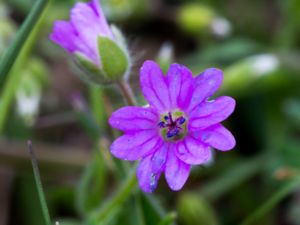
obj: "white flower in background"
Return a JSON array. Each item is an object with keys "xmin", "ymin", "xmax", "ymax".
[
  {"xmin": 16, "ymin": 74, "xmax": 42, "ymax": 126},
  {"xmin": 252, "ymin": 54, "xmax": 279, "ymax": 76},
  {"xmin": 210, "ymin": 17, "xmax": 232, "ymax": 38}
]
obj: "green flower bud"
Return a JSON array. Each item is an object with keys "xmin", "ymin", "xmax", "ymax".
[
  {"xmin": 97, "ymin": 36, "xmax": 129, "ymax": 80},
  {"xmin": 74, "ymin": 24, "xmax": 131, "ymax": 85},
  {"xmin": 177, "ymin": 3, "xmax": 215, "ymax": 36}
]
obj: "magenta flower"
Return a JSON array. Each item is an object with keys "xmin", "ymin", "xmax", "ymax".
[
  {"xmin": 109, "ymin": 61, "xmax": 236, "ymax": 192},
  {"xmin": 50, "ymin": 0, "xmax": 113, "ymax": 66}
]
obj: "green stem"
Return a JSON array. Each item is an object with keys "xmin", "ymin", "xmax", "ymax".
[
  {"xmin": 116, "ymin": 80, "xmax": 137, "ymax": 106},
  {"xmin": 92, "ymin": 167, "xmax": 138, "ymax": 223},
  {"xmin": 239, "ymin": 177, "xmax": 300, "ymax": 225},
  {"xmin": 27, "ymin": 140, "xmax": 52, "ymax": 225},
  {"xmin": 0, "ymin": 0, "xmax": 49, "ymax": 88},
  {"xmin": 89, "ymin": 85, "xmax": 107, "ymax": 126}
]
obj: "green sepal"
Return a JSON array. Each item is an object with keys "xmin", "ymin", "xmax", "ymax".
[
  {"xmin": 97, "ymin": 36, "xmax": 129, "ymax": 80},
  {"xmin": 74, "ymin": 52, "xmax": 112, "ymax": 85}
]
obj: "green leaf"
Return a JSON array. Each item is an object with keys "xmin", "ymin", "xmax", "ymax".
[
  {"xmin": 157, "ymin": 212, "xmax": 177, "ymax": 225},
  {"xmin": 0, "ymin": 0, "xmax": 50, "ymax": 88},
  {"xmin": 76, "ymin": 150, "xmax": 107, "ymax": 216},
  {"xmin": 239, "ymin": 177, "xmax": 300, "ymax": 225},
  {"xmin": 97, "ymin": 37, "xmax": 129, "ymax": 80},
  {"xmin": 74, "ymin": 52, "xmax": 111, "ymax": 85}
]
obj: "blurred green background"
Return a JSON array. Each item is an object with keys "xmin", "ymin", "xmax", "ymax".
[{"xmin": 1, "ymin": 0, "xmax": 300, "ymax": 225}]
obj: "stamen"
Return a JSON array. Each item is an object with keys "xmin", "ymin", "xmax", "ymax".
[
  {"xmin": 158, "ymin": 112, "xmax": 187, "ymax": 140},
  {"xmin": 178, "ymin": 117, "xmax": 186, "ymax": 125},
  {"xmin": 168, "ymin": 112, "xmax": 174, "ymax": 123},
  {"xmin": 166, "ymin": 128, "xmax": 180, "ymax": 138},
  {"xmin": 158, "ymin": 121, "xmax": 166, "ymax": 128}
]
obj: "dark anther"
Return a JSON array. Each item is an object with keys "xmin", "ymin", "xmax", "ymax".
[{"xmin": 158, "ymin": 121, "xmax": 166, "ymax": 128}]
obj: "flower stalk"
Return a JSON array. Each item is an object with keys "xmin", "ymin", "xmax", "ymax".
[
  {"xmin": 91, "ymin": 166, "xmax": 138, "ymax": 223},
  {"xmin": 116, "ymin": 79, "xmax": 137, "ymax": 106}
]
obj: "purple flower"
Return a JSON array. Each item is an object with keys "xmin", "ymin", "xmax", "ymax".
[
  {"xmin": 109, "ymin": 60, "xmax": 236, "ymax": 193},
  {"xmin": 50, "ymin": 0, "xmax": 114, "ymax": 66}
]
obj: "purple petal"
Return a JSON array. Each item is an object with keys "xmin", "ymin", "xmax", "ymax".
[
  {"xmin": 109, "ymin": 106, "xmax": 158, "ymax": 132},
  {"xmin": 187, "ymin": 68, "xmax": 223, "ymax": 113},
  {"xmin": 137, "ymin": 143, "xmax": 168, "ymax": 192},
  {"xmin": 189, "ymin": 96, "xmax": 236, "ymax": 130},
  {"xmin": 88, "ymin": 0, "xmax": 114, "ymax": 37},
  {"xmin": 110, "ymin": 130, "xmax": 162, "ymax": 160},
  {"xmin": 175, "ymin": 135, "xmax": 212, "ymax": 165},
  {"xmin": 165, "ymin": 144, "xmax": 190, "ymax": 191},
  {"xmin": 194, "ymin": 124, "xmax": 236, "ymax": 151},
  {"xmin": 166, "ymin": 63, "xmax": 194, "ymax": 110},
  {"xmin": 140, "ymin": 60, "xmax": 171, "ymax": 112},
  {"xmin": 70, "ymin": 2, "xmax": 109, "ymax": 65},
  {"xmin": 50, "ymin": 21, "xmax": 79, "ymax": 53},
  {"xmin": 50, "ymin": 20, "xmax": 97, "ymax": 64}
]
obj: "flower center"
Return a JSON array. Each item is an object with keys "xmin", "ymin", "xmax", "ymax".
[{"xmin": 158, "ymin": 111, "xmax": 187, "ymax": 141}]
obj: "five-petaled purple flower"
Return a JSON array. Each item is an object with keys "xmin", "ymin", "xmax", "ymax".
[
  {"xmin": 50, "ymin": 0, "xmax": 114, "ymax": 66},
  {"xmin": 109, "ymin": 60, "xmax": 236, "ymax": 193}
]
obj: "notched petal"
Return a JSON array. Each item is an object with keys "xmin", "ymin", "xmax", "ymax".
[
  {"xmin": 137, "ymin": 143, "xmax": 168, "ymax": 192},
  {"xmin": 166, "ymin": 63, "xmax": 194, "ymax": 109},
  {"xmin": 195, "ymin": 124, "xmax": 236, "ymax": 151},
  {"xmin": 165, "ymin": 145, "xmax": 190, "ymax": 191},
  {"xmin": 110, "ymin": 130, "xmax": 161, "ymax": 160},
  {"xmin": 109, "ymin": 106, "xmax": 158, "ymax": 132},
  {"xmin": 189, "ymin": 96, "xmax": 236, "ymax": 130},
  {"xmin": 175, "ymin": 136, "xmax": 212, "ymax": 165},
  {"xmin": 140, "ymin": 60, "xmax": 171, "ymax": 112},
  {"xmin": 187, "ymin": 68, "xmax": 223, "ymax": 113}
]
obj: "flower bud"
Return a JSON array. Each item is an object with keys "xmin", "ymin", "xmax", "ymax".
[
  {"xmin": 50, "ymin": 0, "xmax": 131, "ymax": 85},
  {"xmin": 177, "ymin": 3, "xmax": 215, "ymax": 36}
]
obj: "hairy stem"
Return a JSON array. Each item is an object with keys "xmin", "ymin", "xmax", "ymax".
[{"xmin": 116, "ymin": 80, "xmax": 137, "ymax": 106}]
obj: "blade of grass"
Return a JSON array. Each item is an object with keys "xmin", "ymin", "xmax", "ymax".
[
  {"xmin": 27, "ymin": 140, "xmax": 51, "ymax": 225},
  {"xmin": 0, "ymin": 0, "xmax": 50, "ymax": 87},
  {"xmin": 0, "ymin": 0, "xmax": 51, "ymax": 134}
]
